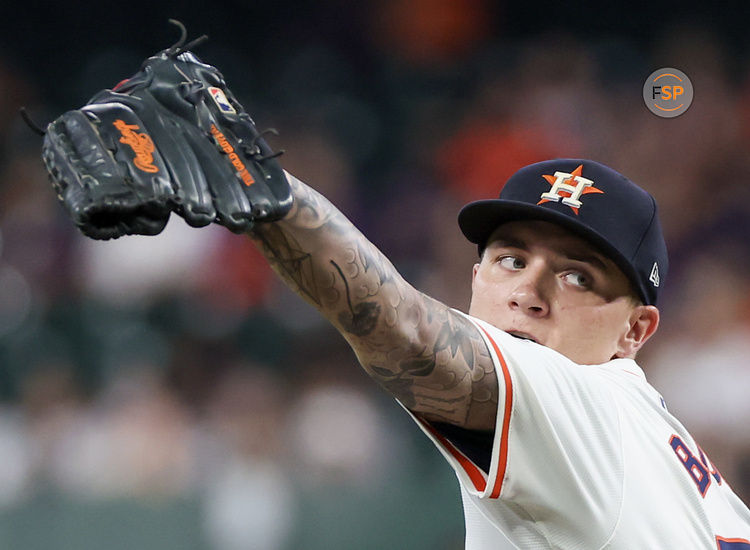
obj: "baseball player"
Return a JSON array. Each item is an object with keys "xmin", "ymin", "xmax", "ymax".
[{"xmin": 38, "ymin": 23, "xmax": 750, "ymax": 549}]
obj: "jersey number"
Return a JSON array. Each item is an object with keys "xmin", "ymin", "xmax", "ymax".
[
  {"xmin": 716, "ymin": 537, "xmax": 750, "ymax": 549},
  {"xmin": 669, "ymin": 436, "xmax": 748, "ymax": 548},
  {"xmin": 669, "ymin": 435, "xmax": 721, "ymax": 497}
]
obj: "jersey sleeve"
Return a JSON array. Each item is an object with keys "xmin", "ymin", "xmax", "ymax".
[{"xmin": 398, "ymin": 312, "xmax": 626, "ymax": 545}]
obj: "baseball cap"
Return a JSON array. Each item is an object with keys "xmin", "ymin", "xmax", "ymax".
[{"xmin": 458, "ymin": 159, "xmax": 668, "ymax": 305}]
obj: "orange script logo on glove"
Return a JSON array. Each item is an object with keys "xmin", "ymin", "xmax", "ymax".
[{"xmin": 113, "ymin": 119, "xmax": 159, "ymax": 173}]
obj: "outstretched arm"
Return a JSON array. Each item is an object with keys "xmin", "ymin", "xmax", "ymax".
[{"xmin": 249, "ymin": 173, "xmax": 498, "ymax": 431}]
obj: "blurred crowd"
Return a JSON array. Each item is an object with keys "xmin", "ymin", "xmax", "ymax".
[{"xmin": 1, "ymin": 2, "xmax": 750, "ymax": 549}]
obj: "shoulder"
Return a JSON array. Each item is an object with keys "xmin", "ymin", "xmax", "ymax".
[{"xmin": 458, "ymin": 311, "xmax": 633, "ymax": 413}]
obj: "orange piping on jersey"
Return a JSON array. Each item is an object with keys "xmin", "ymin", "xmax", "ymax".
[
  {"xmin": 478, "ymin": 326, "xmax": 512, "ymax": 499},
  {"xmin": 621, "ymin": 370, "xmax": 641, "ymax": 377},
  {"xmin": 420, "ymin": 419, "xmax": 487, "ymax": 492}
]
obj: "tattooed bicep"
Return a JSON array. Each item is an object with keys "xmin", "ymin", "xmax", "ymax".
[{"xmin": 358, "ymin": 299, "xmax": 499, "ymax": 431}]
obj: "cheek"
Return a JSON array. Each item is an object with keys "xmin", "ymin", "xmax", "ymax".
[
  {"xmin": 555, "ymin": 303, "xmax": 630, "ymax": 360},
  {"xmin": 470, "ymin": 270, "xmax": 504, "ymax": 314},
  {"xmin": 469, "ymin": 278, "xmax": 487, "ymax": 314}
]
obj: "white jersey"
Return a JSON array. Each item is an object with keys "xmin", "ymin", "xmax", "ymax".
[{"xmin": 403, "ymin": 313, "xmax": 750, "ymax": 549}]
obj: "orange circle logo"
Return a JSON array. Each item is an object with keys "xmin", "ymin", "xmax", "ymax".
[{"xmin": 643, "ymin": 68, "xmax": 693, "ymax": 118}]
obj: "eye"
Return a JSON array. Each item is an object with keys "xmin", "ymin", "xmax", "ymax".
[
  {"xmin": 562, "ymin": 271, "xmax": 590, "ymax": 288},
  {"xmin": 499, "ymin": 256, "xmax": 525, "ymax": 271}
]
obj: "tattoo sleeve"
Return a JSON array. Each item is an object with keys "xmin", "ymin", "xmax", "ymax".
[{"xmin": 249, "ymin": 173, "xmax": 498, "ymax": 430}]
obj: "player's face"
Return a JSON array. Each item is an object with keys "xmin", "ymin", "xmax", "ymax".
[{"xmin": 469, "ymin": 220, "xmax": 659, "ymax": 364}]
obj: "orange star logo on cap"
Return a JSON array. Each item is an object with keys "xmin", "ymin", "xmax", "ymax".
[{"xmin": 538, "ymin": 164, "xmax": 604, "ymax": 214}]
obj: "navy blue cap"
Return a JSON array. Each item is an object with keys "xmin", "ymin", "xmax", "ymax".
[{"xmin": 458, "ymin": 159, "xmax": 668, "ymax": 305}]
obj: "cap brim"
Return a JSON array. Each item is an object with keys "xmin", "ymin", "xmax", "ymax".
[{"xmin": 458, "ymin": 199, "xmax": 647, "ymax": 303}]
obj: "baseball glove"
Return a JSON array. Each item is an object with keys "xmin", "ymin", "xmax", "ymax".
[{"xmin": 41, "ymin": 20, "xmax": 292, "ymax": 240}]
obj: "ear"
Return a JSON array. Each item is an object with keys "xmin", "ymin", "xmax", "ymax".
[{"xmin": 616, "ymin": 305, "xmax": 660, "ymax": 358}]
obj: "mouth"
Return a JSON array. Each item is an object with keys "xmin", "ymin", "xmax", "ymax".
[{"xmin": 507, "ymin": 331, "xmax": 539, "ymax": 344}]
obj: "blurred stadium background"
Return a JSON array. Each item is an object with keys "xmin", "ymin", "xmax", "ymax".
[{"xmin": 1, "ymin": 1, "xmax": 749, "ymax": 548}]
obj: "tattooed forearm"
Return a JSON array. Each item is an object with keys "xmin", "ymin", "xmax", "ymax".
[
  {"xmin": 250, "ymin": 174, "xmax": 397, "ymax": 318},
  {"xmin": 330, "ymin": 260, "xmax": 381, "ymax": 337},
  {"xmin": 252, "ymin": 224, "xmax": 322, "ymax": 306},
  {"xmin": 249, "ymin": 173, "xmax": 498, "ymax": 430}
]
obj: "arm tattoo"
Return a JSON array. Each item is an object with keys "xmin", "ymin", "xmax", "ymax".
[
  {"xmin": 330, "ymin": 259, "xmax": 381, "ymax": 337},
  {"xmin": 369, "ymin": 300, "xmax": 497, "ymax": 429},
  {"xmin": 253, "ymin": 225, "xmax": 321, "ymax": 306},
  {"xmin": 249, "ymin": 174, "xmax": 498, "ymax": 430}
]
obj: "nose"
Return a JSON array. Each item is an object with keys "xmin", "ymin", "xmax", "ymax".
[{"xmin": 507, "ymin": 264, "xmax": 550, "ymax": 317}]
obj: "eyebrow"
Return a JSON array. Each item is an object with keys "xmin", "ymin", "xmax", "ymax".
[
  {"xmin": 489, "ymin": 237, "xmax": 526, "ymax": 250},
  {"xmin": 488, "ymin": 236, "xmax": 609, "ymax": 272},
  {"xmin": 562, "ymin": 249, "xmax": 608, "ymax": 272}
]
